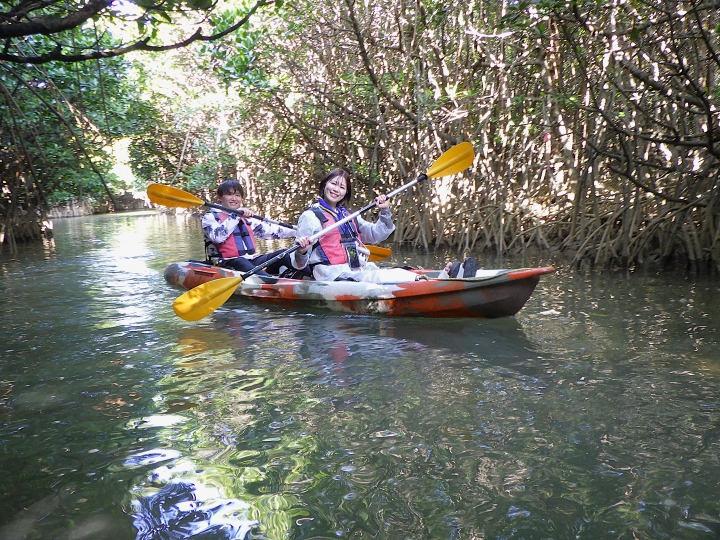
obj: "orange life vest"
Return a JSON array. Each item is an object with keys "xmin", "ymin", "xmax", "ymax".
[
  {"xmin": 311, "ymin": 207, "xmax": 363, "ymax": 266},
  {"xmin": 212, "ymin": 211, "xmax": 257, "ymax": 258}
]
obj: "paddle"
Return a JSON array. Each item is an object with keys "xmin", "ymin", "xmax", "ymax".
[
  {"xmin": 146, "ymin": 183, "xmax": 296, "ymax": 230},
  {"xmin": 172, "ymin": 142, "xmax": 475, "ymax": 321},
  {"xmin": 367, "ymin": 245, "xmax": 391, "ymax": 262},
  {"xmin": 147, "ymin": 183, "xmax": 392, "ymax": 261}
]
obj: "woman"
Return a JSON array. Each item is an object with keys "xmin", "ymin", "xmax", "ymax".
[
  {"xmin": 202, "ymin": 179, "xmax": 297, "ymax": 276},
  {"xmin": 291, "ymin": 169, "xmax": 420, "ymax": 283}
]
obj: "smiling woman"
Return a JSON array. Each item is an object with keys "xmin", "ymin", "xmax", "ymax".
[
  {"xmin": 290, "ymin": 168, "xmax": 421, "ymax": 284},
  {"xmin": 290, "ymin": 143, "xmax": 485, "ymax": 284}
]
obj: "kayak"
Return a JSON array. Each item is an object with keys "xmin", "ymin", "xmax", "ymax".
[{"xmin": 164, "ymin": 261, "xmax": 554, "ymax": 318}]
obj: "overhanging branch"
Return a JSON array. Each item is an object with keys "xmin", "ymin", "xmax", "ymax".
[{"xmin": 0, "ymin": 0, "xmax": 274, "ymax": 64}]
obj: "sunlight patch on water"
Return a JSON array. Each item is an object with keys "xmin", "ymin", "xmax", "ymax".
[
  {"xmin": 131, "ymin": 479, "xmax": 258, "ymax": 540},
  {"xmin": 123, "ymin": 449, "xmax": 183, "ymax": 468},
  {"xmin": 127, "ymin": 414, "xmax": 187, "ymax": 429}
]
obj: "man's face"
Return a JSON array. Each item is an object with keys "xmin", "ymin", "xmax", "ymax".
[{"xmin": 220, "ymin": 190, "xmax": 242, "ymax": 210}]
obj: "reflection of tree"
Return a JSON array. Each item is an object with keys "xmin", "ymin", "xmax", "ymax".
[
  {"xmin": 126, "ymin": 450, "xmax": 260, "ymax": 539},
  {"xmin": 133, "ymin": 481, "xmax": 253, "ymax": 539},
  {"xmin": 127, "ymin": 307, "xmax": 720, "ymax": 539},
  {"xmin": 127, "ymin": 310, "xmax": 547, "ymax": 538}
]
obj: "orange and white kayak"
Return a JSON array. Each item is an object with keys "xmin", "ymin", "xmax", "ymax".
[{"xmin": 164, "ymin": 261, "xmax": 554, "ymax": 318}]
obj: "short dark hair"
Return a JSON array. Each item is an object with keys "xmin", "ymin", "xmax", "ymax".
[
  {"xmin": 318, "ymin": 169, "xmax": 352, "ymax": 206},
  {"xmin": 217, "ymin": 180, "xmax": 244, "ymax": 198}
]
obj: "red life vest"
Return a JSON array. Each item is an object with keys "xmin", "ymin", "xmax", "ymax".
[
  {"xmin": 311, "ymin": 207, "xmax": 363, "ymax": 265},
  {"xmin": 215, "ymin": 211, "xmax": 257, "ymax": 258}
]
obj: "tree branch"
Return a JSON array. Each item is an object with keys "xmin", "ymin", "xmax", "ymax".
[
  {"xmin": 0, "ymin": 0, "xmax": 112, "ymax": 38},
  {"xmin": 0, "ymin": 0, "xmax": 274, "ymax": 64}
]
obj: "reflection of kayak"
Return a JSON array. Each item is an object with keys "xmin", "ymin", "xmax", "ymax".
[{"xmin": 164, "ymin": 261, "xmax": 554, "ymax": 318}]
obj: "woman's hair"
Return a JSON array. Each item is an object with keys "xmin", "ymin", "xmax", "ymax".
[
  {"xmin": 217, "ymin": 179, "xmax": 244, "ymax": 198},
  {"xmin": 318, "ymin": 169, "xmax": 352, "ymax": 205}
]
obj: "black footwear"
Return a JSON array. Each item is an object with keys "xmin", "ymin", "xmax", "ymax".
[
  {"xmin": 448, "ymin": 260, "xmax": 462, "ymax": 278},
  {"xmin": 462, "ymin": 257, "xmax": 478, "ymax": 278}
]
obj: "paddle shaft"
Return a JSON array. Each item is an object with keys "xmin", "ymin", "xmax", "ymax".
[
  {"xmin": 205, "ymin": 202, "xmax": 296, "ymax": 230},
  {"xmin": 237, "ymin": 173, "xmax": 429, "ymax": 281}
]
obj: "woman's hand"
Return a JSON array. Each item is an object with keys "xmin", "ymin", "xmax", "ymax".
[
  {"xmin": 295, "ymin": 236, "xmax": 312, "ymax": 254},
  {"xmin": 375, "ymin": 194, "xmax": 390, "ymax": 210}
]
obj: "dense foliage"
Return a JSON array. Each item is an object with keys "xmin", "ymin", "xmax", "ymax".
[
  {"xmin": 0, "ymin": 49, "xmax": 140, "ymax": 249},
  {"xmin": 231, "ymin": 0, "xmax": 720, "ymax": 271},
  {"xmin": 0, "ymin": 0, "xmax": 278, "ymax": 63},
  {"xmin": 0, "ymin": 0, "xmax": 277, "ymax": 251},
  {"xmin": 2, "ymin": 0, "xmax": 720, "ymax": 271}
]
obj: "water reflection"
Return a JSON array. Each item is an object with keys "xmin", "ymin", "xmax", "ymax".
[
  {"xmin": 178, "ymin": 309, "xmax": 545, "ymax": 385},
  {"xmin": 3, "ymin": 213, "xmax": 720, "ymax": 540},
  {"xmin": 125, "ymin": 449, "xmax": 258, "ymax": 540},
  {"xmin": 131, "ymin": 303, "xmax": 720, "ymax": 540},
  {"xmin": 133, "ymin": 481, "xmax": 257, "ymax": 540},
  {"xmin": 124, "ymin": 310, "xmax": 553, "ymax": 539}
]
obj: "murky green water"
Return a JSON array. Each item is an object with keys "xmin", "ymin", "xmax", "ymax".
[{"xmin": 1, "ymin": 211, "xmax": 719, "ymax": 540}]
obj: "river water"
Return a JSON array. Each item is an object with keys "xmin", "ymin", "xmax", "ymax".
[{"xmin": 1, "ymin": 211, "xmax": 719, "ymax": 540}]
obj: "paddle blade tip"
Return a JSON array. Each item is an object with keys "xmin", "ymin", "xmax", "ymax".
[
  {"xmin": 171, "ymin": 277, "xmax": 243, "ymax": 321},
  {"xmin": 172, "ymin": 299, "xmax": 211, "ymax": 321},
  {"xmin": 147, "ymin": 183, "xmax": 204, "ymax": 208},
  {"xmin": 427, "ymin": 142, "xmax": 475, "ymax": 178},
  {"xmin": 146, "ymin": 183, "xmax": 164, "ymax": 205}
]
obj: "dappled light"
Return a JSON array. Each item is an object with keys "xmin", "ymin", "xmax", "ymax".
[{"xmin": 3, "ymin": 1, "xmax": 720, "ymax": 270}]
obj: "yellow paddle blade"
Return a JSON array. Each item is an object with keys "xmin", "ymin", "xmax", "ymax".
[
  {"xmin": 427, "ymin": 142, "xmax": 475, "ymax": 178},
  {"xmin": 147, "ymin": 183, "xmax": 204, "ymax": 208},
  {"xmin": 172, "ymin": 277, "xmax": 243, "ymax": 321},
  {"xmin": 367, "ymin": 245, "xmax": 392, "ymax": 262}
]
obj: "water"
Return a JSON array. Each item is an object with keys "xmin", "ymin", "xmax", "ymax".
[{"xmin": 1, "ymin": 211, "xmax": 719, "ymax": 540}]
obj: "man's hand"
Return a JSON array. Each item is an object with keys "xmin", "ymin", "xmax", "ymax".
[{"xmin": 230, "ymin": 208, "xmax": 253, "ymax": 219}]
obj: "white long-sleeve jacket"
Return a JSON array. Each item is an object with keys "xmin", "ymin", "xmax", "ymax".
[{"xmin": 290, "ymin": 203, "xmax": 400, "ymax": 282}]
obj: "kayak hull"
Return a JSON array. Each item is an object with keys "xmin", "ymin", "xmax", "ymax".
[{"xmin": 164, "ymin": 262, "xmax": 554, "ymax": 318}]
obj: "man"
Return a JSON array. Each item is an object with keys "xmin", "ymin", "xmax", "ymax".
[{"xmin": 201, "ymin": 180, "xmax": 298, "ymax": 276}]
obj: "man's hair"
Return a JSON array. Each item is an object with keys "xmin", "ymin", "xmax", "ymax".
[{"xmin": 217, "ymin": 180, "xmax": 244, "ymax": 198}]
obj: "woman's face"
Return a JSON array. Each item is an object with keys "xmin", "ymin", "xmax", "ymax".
[
  {"xmin": 219, "ymin": 190, "xmax": 242, "ymax": 210},
  {"xmin": 323, "ymin": 176, "xmax": 348, "ymax": 207}
]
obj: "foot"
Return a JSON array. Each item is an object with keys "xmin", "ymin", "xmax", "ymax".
[
  {"xmin": 462, "ymin": 257, "xmax": 478, "ymax": 278},
  {"xmin": 447, "ymin": 260, "xmax": 462, "ymax": 278}
]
